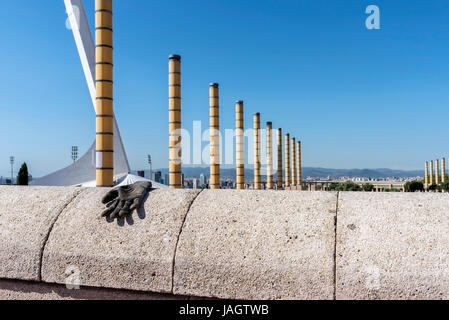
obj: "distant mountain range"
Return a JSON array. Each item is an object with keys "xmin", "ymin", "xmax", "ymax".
[
  {"xmin": 134, "ymin": 167, "xmax": 423, "ymax": 180},
  {"xmin": 298, "ymin": 167, "xmax": 423, "ymax": 179}
]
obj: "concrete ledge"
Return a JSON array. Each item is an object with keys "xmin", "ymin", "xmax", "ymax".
[
  {"xmin": 2, "ymin": 187, "xmax": 449, "ymax": 300},
  {"xmin": 0, "ymin": 186, "xmax": 82, "ymax": 281},
  {"xmin": 42, "ymin": 188, "xmax": 200, "ymax": 293},
  {"xmin": 173, "ymin": 190, "xmax": 337, "ymax": 300},
  {"xmin": 337, "ymin": 192, "xmax": 449, "ymax": 300}
]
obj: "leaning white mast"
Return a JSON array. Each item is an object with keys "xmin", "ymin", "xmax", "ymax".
[
  {"xmin": 30, "ymin": 0, "xmax": 130, "ymax": 186},
  {"xmin": 64, "ymin": 0, "xmax": 96, "ymax": 106},
  {"xmin": 64, "ymin": 0, "xmax": 130, "ymax": 172}
]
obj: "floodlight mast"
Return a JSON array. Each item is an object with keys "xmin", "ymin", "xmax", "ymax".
[
  {"xmin": 72, "ymin": 146, "xmax": 78, "ymax": 163},
  {"xmin": 148, "ymin": 155, "xmax": 152, "ymax": 180},
  {"xmin": 10, "ymin": 156, "xmax": 14, "ymax": 182}
]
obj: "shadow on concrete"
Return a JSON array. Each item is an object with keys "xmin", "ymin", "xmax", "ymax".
[{"xmin": 0, "ymin": 279, "xmax": 189, "ymax": 300}]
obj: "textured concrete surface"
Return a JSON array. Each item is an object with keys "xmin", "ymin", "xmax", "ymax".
[
  {"xmin": 4, "ymin": 186, "xmax": 449, "ymax": 300},
  {"xmin": 0, "ymin": 186, "xmax": 82, "ymax": 281},
  {"xmin": 42, "ymin": 188, "xmax": 200, "ymax": 293},
  {"xmin": 173, "ymin": 190, "xmax": 337, "ymax": 300},
  {"xmin": 0, "ymin": 279, "xmax": 187, "ymax": 300},
  {"xmin": 336, "ymin": 192, "xmax": 449, "ymax": 300}
]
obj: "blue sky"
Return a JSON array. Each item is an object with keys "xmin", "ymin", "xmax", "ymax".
[{"xmin": 1, "ymin": 0, "xmax": 448, "ymax": 177}]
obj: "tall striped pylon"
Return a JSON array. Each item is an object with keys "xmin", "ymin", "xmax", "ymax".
[
  {"xmin": 430, "ymin": 160, "xmax": 434, "ymax": 185},
  {"xmin": 168, "ymin": 54, "xmax": 182, "ymax": 189},
  {"xmin": 436, "ymin": 159, "xmax": 440, "ymax": 185},
  {"xmin": 266, "ymin": 122, "xmax": 273, "ymax": 189},
  {"xmin": 95, "ymin": 0, "xmax": 114, "ymax": 187},
  {"xmin": 209, "ymin": 83, "xmax": 220, "ymax": 189},
  {"xmin": 284, "ymin": 133, "xmax": 290, "ymax": 187},
  {"xmin": 236, "ymin": 101, "xmax": 244, "ymax": 190},
  {"xmin": 291, "ymin": 137, "xmax": 296, "ymax": 187},
  {"xmin": 297, "ymin": 140, "xmax": 302, "ymax": 190},
  {"xmin": 442, "ymin": 158, "xmax": 446, "ymax": 183},
  {"xmin": 253, "ymin": 113, "xmax": 261, "ymax": 190},
  {"xmin": 276, "ymin": 128, "xmax": 283, "ymax": 189}
]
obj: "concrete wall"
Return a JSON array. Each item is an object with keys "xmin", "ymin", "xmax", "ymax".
[{"xmin": 1, "ymin": 186, "xmax": 448, "ymax": 300}]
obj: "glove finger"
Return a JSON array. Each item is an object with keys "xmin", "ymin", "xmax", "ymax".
[
  {"xmin": 129, "ymin": 197, "xmax": 141, "ymax": 211},
  {"xmin": 106, "ymin": 199, "xmax": 119, "ymax": 208},
  {"xmin": 102, "ymin": 188, "xmax": 118, "ymax": 204},
  {"xmin": 131, "ymin": 182, "xmax": 151, "ymax": 195},
  {"xmin": 110, "ymin": 200, "xmax": 125, "ymax": 219},
  {"xmin": 100, "ymin": 199, "xmax": 119, "ymax": 218},
  {"xmin": 139, "ymin": 181, "xmax": 152, "ymax": 191},
  {"xmin": 101, "ymin": 204, "xmax": 116, "ymax": 217},
  {"xmin": 119, "ymin": 200, "xmax": 133, "ymax": 218}
]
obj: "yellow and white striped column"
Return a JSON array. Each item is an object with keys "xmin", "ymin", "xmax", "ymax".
[
  {"xmin": 266, "ymin": 122, "xmax": 273, "ymax": 189},
  {"xmin": 430, "ymin": 160, "xmax": 434, "ymax": 185},
  {"xmin": 297, "ymin": 140, "xmax": 301, "ymax": 190},
  {"xmin": 276, "ymin": 128, "xmax": 283, "ymax": 189},
  {"xmin": 442, "ymin": 158, "xmax": 446, "ymax": 183},
  {"xmin": 291, "ymin": 137, "xmax": 296, "ymax": 187},
  {"xmin": 253, "ymin": 113, "xmax": 261, "ymax": 190},
  {"xmin": 424, "ymin": 161, "xmax": 429, "ymax": 189},
  {"xmin": 284, "ymin": 133, "xmax": 291, "ymax": 187},
  {"xmin": 95, "ymin": 0, "xmax": 114, "ymax": 187},
  {"xmin": 236, "ymin": 101, "xmax": 244, "ymax": 190},
  {"xmin": 209, "ymin": 83, "xmax": 220, "ymax": 189},
  {"xmin": 436, "ymin": 159, "xmax": 440, "ymax": 185},
  {"xmin": 168, "ymin": 54, "xmax": 182, "ymax": 189}
]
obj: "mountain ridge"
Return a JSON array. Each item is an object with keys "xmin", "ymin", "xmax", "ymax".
[{"xmin": 136, "ymin": 167, "xmax": 423, "ymax": 179}]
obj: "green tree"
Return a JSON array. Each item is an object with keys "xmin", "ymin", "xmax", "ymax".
[
  {"xmin": 340, "ymin": 181, "xmax": 362, "ymax": 191},
  {"xmin": 440, "ymin": 181, "xmax": 449, "ymax": 192},
  {"xmin": 404, "ymin": 181, "xmax": 424, "ymax": 193},
  {"xmin": 428, "ymin": 184, "xmax": 438, "ymax": 192},
  {"xmin": 17, "ymin": 162, "xmax": 29, "ymax": 186},
  {"xmin": 328, "ymin": 181, "xmax": 364, "ymax": 191},
  {"xmin": 328, "ymin": 182, "xmax": 340, "ymax": 191},
  {"xmin": 362, "ymin": 183, "xmax": 374, "ymax": 192}
]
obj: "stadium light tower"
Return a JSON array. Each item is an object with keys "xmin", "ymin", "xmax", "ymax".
[
  {"xmin": 148, "ymin": 154, "xmax": 152, "ymax": 180},
  {"xmin": 71, "ymin": 146, "xmax": 78, "ymax": 163},
  {"xmin": 10, "ymin": 156, "xmax": 14, "ymax": 182}
]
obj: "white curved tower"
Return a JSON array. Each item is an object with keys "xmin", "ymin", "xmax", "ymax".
[{"xmin": 32, "ymin": 0, "xmax": 130, "ymax": 186}]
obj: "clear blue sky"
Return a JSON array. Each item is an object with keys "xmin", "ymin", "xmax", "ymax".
[{"xmin": 1, "ymin": 0, "xmax": 448, "ymax": 178}]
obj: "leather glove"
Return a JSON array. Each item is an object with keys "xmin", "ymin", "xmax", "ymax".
[{"xmin": 100, "ymin": 181, "xmax": 152, "ymax": 219}]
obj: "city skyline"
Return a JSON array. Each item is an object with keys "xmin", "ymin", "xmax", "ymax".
[{"xmin": 1, "ymin": 0, "xmax": 449, "ymax": 177}]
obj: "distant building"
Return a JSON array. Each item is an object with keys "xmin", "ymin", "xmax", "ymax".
[
  {"xmin": 193, "ymin": 178, "xmax": 198, "ymax": 189},
  {"xmin": 164, "ymin": 174, "xmax": 169, "ymax": 186},
  {"xmin": 151, "ymin": 171, "xmax": 162, "ymax": 183},
  {"xmin": 199, "ymin": 174, "xmax": 206, "ymax": 188},
  {"xmin": 183, "ymin": 178, "xmax": 193, "ymax": 189},
  {"xmin": 221, "ymin": 179, "xmax": 235, "ymax": 189},
  {"xmin": 221, "ymin": 180, "xmax": 234, "ymax": 189},
  {"xmin": 0, "ymin": 177, "xmax": 13, "ymax": 185}
]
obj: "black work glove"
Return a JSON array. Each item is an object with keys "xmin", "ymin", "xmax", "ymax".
[{"xmin": 101, "ymin": 181, "xmax": 152, "ymax": 219}]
